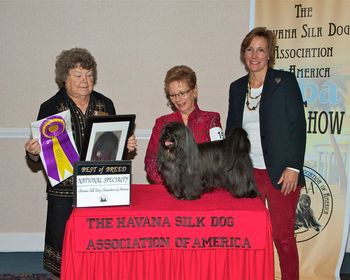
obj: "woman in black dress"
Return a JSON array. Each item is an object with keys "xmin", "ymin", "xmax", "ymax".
[{"xmin": 24, "ymin": 47, "xmax": 137, "ymax": 277}]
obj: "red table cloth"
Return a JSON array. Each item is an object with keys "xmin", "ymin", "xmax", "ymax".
[{"xmin": 61, "ymin": 184, "xmax": 274, "ymax": 280}]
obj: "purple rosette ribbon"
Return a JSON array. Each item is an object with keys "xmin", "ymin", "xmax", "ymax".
[{"xmin": 40, "ymin": 115, "xmax": 80, "ymax": 183}]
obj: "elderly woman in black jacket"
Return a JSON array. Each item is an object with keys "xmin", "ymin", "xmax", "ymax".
[{"xmin": 24, "ymin": 47, "xmax": 137, "ymax": 277}]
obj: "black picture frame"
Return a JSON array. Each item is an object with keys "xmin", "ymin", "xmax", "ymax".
[{"xmin": 80, "ymin": 114, "xmax": 135, "ymax": 161}]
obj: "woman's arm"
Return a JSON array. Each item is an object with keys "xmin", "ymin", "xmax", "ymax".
[{"xmin": 144, "ymin": 118, "xmax": 164, "ymax": 184}]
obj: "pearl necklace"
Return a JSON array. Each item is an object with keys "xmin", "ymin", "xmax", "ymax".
[{"xmin": 245, "ymin": 81, "xmax": 262, "ymax": 111}]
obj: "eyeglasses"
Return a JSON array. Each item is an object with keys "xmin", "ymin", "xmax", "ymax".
[
  {"xmin": 168, "ymin": 88, "xmax": 192, "ymax": 100},
  {"xmin": 244, "ymin": 47, "xmax": 267, "ymax": 57}
]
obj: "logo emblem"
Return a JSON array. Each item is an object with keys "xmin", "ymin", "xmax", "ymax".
[
  {"xmin": 295, "ymin": 166, "xmax": 333, "ymax": 242},
  {"xmin": 99, "ymin": 194, "xmax": 109, "ymax": 203}
]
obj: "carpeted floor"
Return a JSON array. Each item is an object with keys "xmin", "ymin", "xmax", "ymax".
[
  {"xmin": 0, "ymin": 252, "xmax": 349, "ymax": 279},
  {"xmin": 0, "ymin": 275, "xmax": 56, "ymax": 280},
  {"xmin": 0, "ymin": 252, "xmax": 58, "ymax": 280}
]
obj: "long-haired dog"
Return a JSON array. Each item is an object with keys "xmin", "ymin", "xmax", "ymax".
[{"xmin": 157, "ymin": 122, "xmax": 258, "ymax": 200}]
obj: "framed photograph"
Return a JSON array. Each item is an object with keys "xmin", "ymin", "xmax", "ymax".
[{"xmin": 80, "ymin": 114, "xmax": 135, "ymax": 161}]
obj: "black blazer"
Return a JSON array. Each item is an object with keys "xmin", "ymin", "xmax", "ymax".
[{"xmin": 226, "ymin": 68, "xmax": 306, "ymax": 189}]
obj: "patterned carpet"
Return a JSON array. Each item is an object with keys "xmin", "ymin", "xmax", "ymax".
[
  {"xmin": 0, "ymin": 275, "xmax": 57, "ymax": 280},
  {"xmin": 0, "ymin": 274, "xmax": 349, "ymax": 280},
  {"xmin": 1, "ymin": 273, "xmax": 349, "ymax": 280}
]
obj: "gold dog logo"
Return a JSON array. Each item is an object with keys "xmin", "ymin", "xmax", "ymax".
[{"xmin": 295, "ymin": 166, "xmax": 333, "ymax": 243}]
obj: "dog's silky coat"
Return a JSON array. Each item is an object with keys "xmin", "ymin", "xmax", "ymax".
[{"xmin": 157, "ymin": 122, "xmax": 258, "ymax": 200}]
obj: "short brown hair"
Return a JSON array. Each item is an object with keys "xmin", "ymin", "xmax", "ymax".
[
  {"xmin": 55, "ymin": 47, "xmax": 97, "ymax": 88},
  {"xmin": 164, "ymin": 65, "xmax": 197, "ymax": 95},
  {"xmin": 240, "ymin": 27, "xmax": 276, "ymax": 68}
]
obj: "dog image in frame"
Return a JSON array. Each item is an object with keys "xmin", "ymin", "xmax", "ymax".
[{"xmin": 157, "ymin": 122, "xmax": 258, "ymax": 200}]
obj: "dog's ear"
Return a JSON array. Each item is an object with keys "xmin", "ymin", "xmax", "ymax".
[{"xmin": 177, "ymin": 124, "xmax": 200, "ymax": 175}]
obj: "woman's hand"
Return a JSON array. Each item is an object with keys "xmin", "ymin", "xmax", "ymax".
[
  {"xmin": 25, "ymin": 138, "xmax": 41, "ymax": 160},
  {"xmin": 127, "ymin": 134, "xmax": 137, "ymax": 152},
  {"xmin": 278, "ymin": 168, "xmax": 299, "ymax": 196}
]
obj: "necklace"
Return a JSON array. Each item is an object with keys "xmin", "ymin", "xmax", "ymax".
[{"xmin": 245, "ymin": 81, "xmax": 262, "ymax": 111}]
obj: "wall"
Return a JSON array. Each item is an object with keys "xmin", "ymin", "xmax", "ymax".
[{"xmin": 0, "ymin": 0, "xmax": 250, "ymax": 251}]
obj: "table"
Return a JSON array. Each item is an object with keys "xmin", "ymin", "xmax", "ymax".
[{"xmin": 61, "ymin": 184, "xmax": 274, "ymax": 280}]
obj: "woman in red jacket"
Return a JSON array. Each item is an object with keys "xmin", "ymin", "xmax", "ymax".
[{"xmin": 145, "ymin": 65, "xmax": 223, "ymax": 184}]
